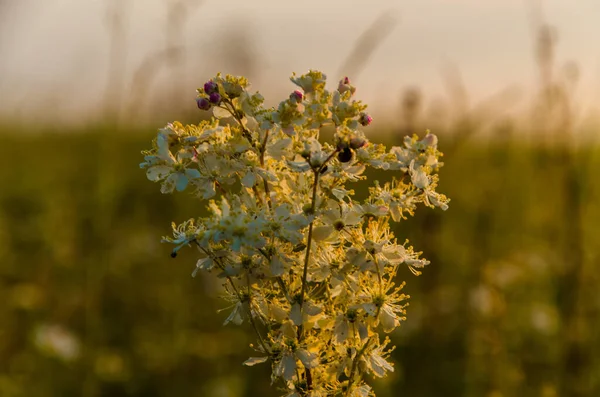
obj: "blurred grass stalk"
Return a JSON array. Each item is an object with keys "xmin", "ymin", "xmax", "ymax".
[{"xmin": 530, "ymin": 8, "xmax": 593, "ymax": 397}]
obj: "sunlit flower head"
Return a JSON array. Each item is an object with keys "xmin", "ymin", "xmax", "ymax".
[{"xmin": 140, "ymin": 70, "xmax": 449, "ymax": 396}]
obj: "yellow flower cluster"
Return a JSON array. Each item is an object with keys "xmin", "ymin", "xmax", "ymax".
[{"xmin": 140, "ymin": 71, "xmax": 449, "ymax": 396}]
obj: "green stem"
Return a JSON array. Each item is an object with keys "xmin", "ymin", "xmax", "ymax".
[
  {"xmin": 295, "ymin": 149, "xmax": 339, "ymax": 391},
  {"xmin": 372, "ymin": 255, "xmax": 383, "ymax": 295},
  {"xmin": 195, "ymin": 243, "xmax": 270, "ymax": 354},
  {"xmin": 226, "ymin": 99, "xmax": 272, "ymax": 210},
  {"xmin": 298, "ymin": 149, "xmax": 340, "ymax": 334},
  {"xmin": 260, "ymin": 129, "xmax": 273, "ymax": 210},
  {"xmin": 252, "ymin": 185, "xmax": 265, "ymax": 206},
  {"xmin": 230, "ymin": 276, "xmax": 270, "ymax": 355},
  {"xmin": 223, "ymin": 99, "xmax": 254, "ymax": 143},
  {"xmin": 298, "ymin": 169, "xmax": 320, "ymax": 321},
  {"xmin": 345, "ymin": 337, "xmax": 373, "ymax": 396},
  {"xmin": 258, "ymin": 248, "xmax": 291, "ymax": 303},
  {"xmin": 244, "ymin": 271, "xmax": 270, "ymax": 353}
]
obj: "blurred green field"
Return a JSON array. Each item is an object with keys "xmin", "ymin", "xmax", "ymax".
[{"xmin": 0, "ymin": 122, "xmax": 598, "ymax": 397}]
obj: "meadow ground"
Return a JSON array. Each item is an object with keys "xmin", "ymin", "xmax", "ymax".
[{"xmin": 0, "ymin": 123, "xmax": 598, "ymax": 397}]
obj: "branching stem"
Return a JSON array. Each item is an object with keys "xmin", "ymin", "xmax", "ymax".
[
  {"xmin": 260, "ymin": 129, "xmax": 273, "ymax": 210},
  {"xmin": 297, "ymin": 149, "xmax": 339, "ymax": 390},
  {"xmin": 257, "ymin": 248, "xmax": 291, "ymax": 303},
  {"xmin": 345, "ymin": 337, "xmax": 373, "ymax": 396},
  {"xmin": 372, "ymin": 255, "xmax": 383, "ymax": 295},
  {"xmin": 298, "ymin": 149, "xmax": 340, "ymax": 335},
  {"xmin": 195, "ymin": 243, "xmax": 270, "ymax": 354}
]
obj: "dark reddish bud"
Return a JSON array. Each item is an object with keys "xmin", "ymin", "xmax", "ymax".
[
  {"xmin": 170, "ymin": 251, "xmax": 178, "ymax": 258},
  {"xmin": 359, "ymin": 112, "xmax": 373, "ymax": 126},
  {"xmin": 290, "ymin": 90, "xmax": 303, "ymax": 103},
  {"xmin": 196, "ymin": 97, "xmax": 211, "ymax": 110},
  {"xmin": 337, "ymin": 147, "xmax": 354, "ymax": 163},
  {"xmin": 209, "ymin": 92, "xmax": 222, "ymax": 104},
  {"xmin": 204, "ymin": 80, "xmax": 218, "ymax": 94}
]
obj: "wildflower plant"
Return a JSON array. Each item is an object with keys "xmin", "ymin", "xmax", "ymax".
[{"xmin": 140, "ymin": 70, "xmax": 449, "ymax": 396}]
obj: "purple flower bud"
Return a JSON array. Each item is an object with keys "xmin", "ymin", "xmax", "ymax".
[
  {"xmin": 204, "ymin": 80, "xmax": 218, "ymax": 94},
  {"xmin": 209, "ymin": 92, "xmax": 221, "ymax": 104},
  {"xmin": 289, "ymin": 90, "xmax": 303, "ymax": 103},
  {"xmin": 359, "ymin": 112, "xmax": 373, "ymax": 126},
  {"xmin": 196, "ymin": 97, "xmax": 211, "ymax": 110}
]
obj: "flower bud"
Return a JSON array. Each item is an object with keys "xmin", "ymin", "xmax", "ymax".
[
  {"xmin": 302, "ymin": 203, "xmax": 314, "ymax": 215},
  {"xmin": 310, "ymin": 157, "xmax": 323, "ymax": 168},
  {"xmin": 359, "ymin": 112, "xmax": 373, "ymax": 126},
  {"xmin": 300, "ymin": 149, "xmax": 311, "ymax": 159},
  {"xmin": 204, "ymin": 80, "xmax": 218, "ymax": 94},
  {"xmin": 209, "ymin": 92, "xmax": 222, "ymax": 104},
  {"xmin": 338, "ymin": 77, "xmax": 356, "ymax": 95},
  {"xmin": 349, "ymin": 136, "xmax": 367, "ymax": 149},
  {"xmin": 223, "ymin": 81, "xmax": 243, "ymax": 98},
  {"xmin": 421, "ymin": 133, "xmax": 438, "ymax": 148},
  {"xmin": 336, "ymin": 142, "xmax": 348, "ymax": 152},
  {"xmin": 196, "ymin": 97, "xmax": 211, "ymax": 110},
  {"xmin": 289, "ymin": 90, "xmax": 303, "ymax": 103}
]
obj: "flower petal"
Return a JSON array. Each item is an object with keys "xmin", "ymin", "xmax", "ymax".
[
  {"xmin": 312, "ymin": 226, "xmax": 333, "ymax": 242},
  {"xmin": 175, "ymin": 174, "xmax": 189, "ymax": 191},
  {"xmin": 146, "ymin": 165, "xmax": 171, "ymax": 181},
  {"xmin": 241, "ymin": 172, "xmax": 256, "ymax": 188},
  {"xmin": 185, "ymin": 168, "xmax": 201, "ymax": 179},
  {"xmin": 296, "ymin": 349, "xmax": 318, "ymax": 369},
  {"xmin": 243, "ymin": 356, "xmax": 269, "ymax": 366}
]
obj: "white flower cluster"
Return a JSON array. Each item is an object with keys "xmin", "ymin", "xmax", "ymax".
[{"xmin": 140, "ymin": 71, "xmax": 449, "ymax": 396}]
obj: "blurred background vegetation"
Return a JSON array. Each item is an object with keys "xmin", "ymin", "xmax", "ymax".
[{"xmin": 1, "ymin": 1, "xmax": 599, "ymax": 396}]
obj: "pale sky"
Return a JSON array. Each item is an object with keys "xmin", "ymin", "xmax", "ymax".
[{"xmin": 0, "ymin": 0, "xmax": 599, "ymax": 124}]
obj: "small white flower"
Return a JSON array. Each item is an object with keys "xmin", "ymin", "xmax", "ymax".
[
  {"xmin": 141, "ymin": 71, "xmax": 450, "ymax": 396},
  {"xmin": 409, "ymin": 160, "xmax": 430, "ymax": 189},
  {"xmin": 312, "ymin": 203, "xmax": 362, "ymax": 242}
]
